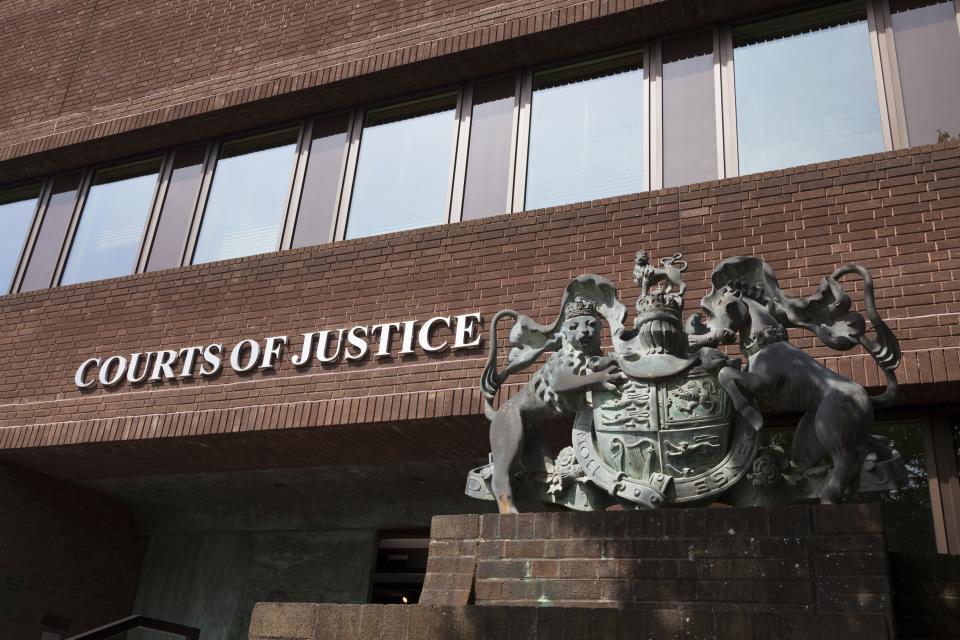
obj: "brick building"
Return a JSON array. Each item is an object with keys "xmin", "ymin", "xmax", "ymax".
[{"xmin": 0, "ymin": 0, "xmax": 958, "ymax": 638}]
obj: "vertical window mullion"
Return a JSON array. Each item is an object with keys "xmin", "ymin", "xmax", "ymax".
[
  {"xmin": 181, "ymin": 141, "xmax": 220, "ymax": 267},
  {"xmin": 512, "ymin": 70, "xmax": 533, "ymax": 213},
  {"xmin": 505, "ymin": 73, "xmax": 522, "ymax": 214},
  {"xmin": 875, "ymin": 0, "xmax": 910, "ymax": 148},
  {"xmin": 325, "ymin": 109, "xmax": 358, "ymax": 245},
  {"xmin": 719, "ymin": 25, "xmax": 739, "ymax": 178},
  {"xmin": 51, "ymin": 169, "xmax": 93, "ymax": 286},
  {"xmin": 647, "ymin": 42, "xmax": 663, "ymax": 191},
  {"xmin": 11, "ymin": 178, "xmax": 52, "ymax": 294},
  {"xmin": 334, "ymin": 110, "xmax": 366, "ymax": 242},
  {"xmin": 867, "ymin": 0, "xmax": 898, "ymax": 150},
  {"xmin": 449, "ymin": 84, "xmax": 472, "ymax": 224},
  {"xmin": 280, "ymin": 120, "xmax": 313, "ymax": 251},
  {"xmin": 713, "ymin": 27, "xmax": 727, "ymax": 180},
  {"xmin": 136, "ymin": 150, "xmax": 176, "ymax": 274},
  {"xmin": 955, "ymin": 0, "xmax": 960, "ymax": 38}
]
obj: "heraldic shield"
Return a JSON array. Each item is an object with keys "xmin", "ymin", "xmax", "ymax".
[
  {"xmin": 575, "ymin": 366, "xmax": 758, "ymax": 508},
  {"xmin": 466, "ymin": 249, "xmax": 905, "ymax": 512}
]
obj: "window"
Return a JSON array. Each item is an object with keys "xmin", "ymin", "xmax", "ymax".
[
  {"xmin": 889, "ymin": 0, "xmax": 960, "ymax": 146},
  {"xmin": 462, "ymin": 76, "xmax": 517, "ymax": 220},
  {"xmin": 761, "ymin": 421, "xmax": 936, "ymax": 552},
  {"xmin": 733, "ymin": 3, "xmax": 885, "ymax": 174},
  {"xmin": 0, "ymin": 184, "xmax": 41, "ymax": 294},
  {"xmin": 525, "ymin": 52, "xmax": 645, "ymax": 210},
  {"xmin": 192, "ymin": 128, "xmax": 299, "ymax": 264},
  {"xmin": 146, "ymin": 145, "xmax": 207, "ymax": 272},
  {"xmin": 346, "ymin": 95, "xmax": 458, "ymax": 240},
  {"xmin": 662, "ymin": 31, "xmax": 719, "ymax": 186},
  {"xmin": 20, "ymin": 173, "xmax": 82, "ymax": 293},
  {"xmin": 60, "ymin": 158, "xmax": 161, "ymax": 286},
  {"xmin": 292, "ymin": 114, "xmax": 351, "ymax": 248},
  {"xmin": 370, "ymin": 530, "xmax": 429, "ymax": 604}
]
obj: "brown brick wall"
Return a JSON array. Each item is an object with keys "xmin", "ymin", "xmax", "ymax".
[
  {"xmin": 0, "ymin": 141, "xmax": 956, "ymax": 463},
  {"xmin": 421, "ymin": 505, "xmax": 893, "ymax": 615},
  {"xmin": 0, "ymin": 460, "xmax": 144, "ymax": 638},
  {"xmin": 248, "ymin": 601, "xmax": 893, "ymax": 639},
  {"xmin": 0, "ymin": 0, "xmax": 813, "ymax": 181}
]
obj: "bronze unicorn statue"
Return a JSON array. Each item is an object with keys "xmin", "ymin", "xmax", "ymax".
[{"xmin": 687, "ymin": 257, "xmax": 901, "ymax": 504}]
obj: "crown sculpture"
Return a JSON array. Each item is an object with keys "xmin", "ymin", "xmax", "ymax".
[{"xmin": 467, "ymin": 251, "xmax": 905, "ymax": 512}]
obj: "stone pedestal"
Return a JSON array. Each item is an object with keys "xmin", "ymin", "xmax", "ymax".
[{"xmin": 250, "ymin": 504, "xmax": 898, "ymax": 639}]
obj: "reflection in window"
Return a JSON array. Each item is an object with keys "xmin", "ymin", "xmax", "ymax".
[
  {"xmin": 293, "ymin": 114, "xmax": 351, "ymax": 248},
  {"xmin": 61, "ymin": 158, "xmax": 161, "ymax": 285},
  {"xmin": 193, "ymin": 129, "xmax": 299, "ymax": 264},
  {"xmin": 734, "ymin": 3, "xmax": 885, "ymax": 174},
  {"xmin": 462, "ymin": 76, "xmax": 516, "ymax": 220},
  {"xmin": 346, "ymin": 95, "xmax": 458, "ymax": 239},
  {"xmin": 146, "ymin": 145, "xmax": 207, "ymax": 272},
  {"xmin": 0, "ymin": 184, "xmax": 41, "ymax": 294},
  {"xmin": 20, "ymin": 173, "xmax": 82, "ymax": 292},
  {"xmin": 526, "ymin": 54, "xmax": 645, "ymax": 209},
  {"xmin": 663, "ymin": 31, "xmax": 718, "ymax": 187},
  {"xmin": 762, "ymin": 422, "xmax": 935, "ymax": 552},
  {"xmin": 890, "ymin": 0, "xmax": 960, "ymax": 146}
]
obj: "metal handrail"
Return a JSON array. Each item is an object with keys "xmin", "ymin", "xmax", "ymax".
[{"xmin": 65, "ymin": 615, "xmax": 200, "ymax": 640}]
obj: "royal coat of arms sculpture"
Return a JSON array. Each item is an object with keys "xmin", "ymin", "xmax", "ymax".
[{"xmin": 466, "ymin": 252, "xmax": 906, "ymax": 512}]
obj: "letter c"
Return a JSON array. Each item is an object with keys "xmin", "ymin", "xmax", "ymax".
[{"xmin": 75, "ymin": 358, "xmax": 100, "ymax": 389}]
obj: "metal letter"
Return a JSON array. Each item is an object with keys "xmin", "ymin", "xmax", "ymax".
[
  {"xmin": 75, "ymin": 358, "xmax": 100, "ymax": 389},
  {"xmin": 150, "ymin": 350, "xmax": 179, "ymax": 382},
  {"xmin": 291, "ymin": 332, "xmax": 317, "ymax": 367},
  {"xmin": 260, "ymin": 335, "xmax": 289, "ymax": 370},
  {"xmin": 316, "ymin": 329, "xmax": 346, "ymax": 364},
  {"xmin": 399, "ymin": 320, "xmax": 416, "ymax": 355},
  {"xmin": 370, "ymin": 323, "xmax": 401, "ymax": 358},
  {"xmin": 418, "ymin": 316, "xmax": 451, "ymax": 353},
  {"xmin": 127, "ymin": 352, "xmax": 153, "ymax": 384},
  {"xmin": 98, "ymin": 355, "xmax": 128, "ymax": 387},
  {"xmin": 345, "ymin": 326, "xmax": 369, "ymax": 361},
  {"xmin": 453, "ymin": 313, "xmax": 482, "ymax": 350},
  {"xmin": 179, "ymin": 346, "xmax": 204, "ymax": 378},
  {"xmin": 200, "ymin": 344, "xmax": 223, "ymax": 377},
  {"xmin": 230, "ymin": 339, "xmax": 261, "ymax": 373}
]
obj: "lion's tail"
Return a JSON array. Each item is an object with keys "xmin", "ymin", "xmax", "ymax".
[
  {"xmin": 481, "ymin": 309, "xmax": 520, "ymax": 422},
  {"xmin": 832, "ymin": 264, "xmax": 901, "ymax": 409}
]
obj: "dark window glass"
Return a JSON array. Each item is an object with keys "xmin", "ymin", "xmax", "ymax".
[
  {"xmin": 734, "ymin": 3, "xmax": 885, "ymax": 174},
  {"xmin": 761, "ymin": 421, "xmax": 935, "ymax": 552},
  {"xmin": 462, "ymin": 76, "xmax": 516, "ymax": 220},
  {"xmin": 890, "ymin": 0, "xmax": 960, "ymax": 145},
  {"xmin": 370, "ymin": 530, "xmax": 430, "ymax": 605},
  {"xmin": 61, "ymin": 158, "xmax": 162, "ymax": 285},
  {"xmin": 193, "ymin": 128, "xmax": 299, "ymax": 264},
  {"xmin": 346, "ymin": 95, "xmax": 458, "ymax": 239},
  {"xmin": 0, "ymin": 184, "xmax": 41, "ymax": 294},
  {"xmin": 146, "ymin": 145, "xmax": 207, "ymax": 272},
  {"xmin": 292, "ymin": 114, "xmax": 351, "ymax": 248},
  {"xmin": 20, "ymin": 173, "xmax": 82, "ymax": 293},
  {"xmin": 526, "ymin": 53, "xmax": 645, "ymax": 210},
  {"xmin": 663, "ymin": 31, "xmax": 718, "ymax": 186}
]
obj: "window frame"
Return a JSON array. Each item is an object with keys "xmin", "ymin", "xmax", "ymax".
[
  {"xmin": 722, "ymin": 0, "xmax": 906, "ymax": 178},
  {"xmin": 54, "ymin": 155, "xmax": 165, "ymax": 287},
  {"xmin": 138, "ymin": 143, "xmax": 211, "ymax": 273},
  {"xmin": 0, "ymin": 180, "xmax": 48, "ymax": 295},
  {"xmin": 333, "ymin": 88, "xmax": 467, "ymax": 241},
  {"xmin": 182, "ymin": 122, "xmax": 307, "ymax": 266},
  {"xmin": 3, "ymin": 0, "xmax": 959, "ymax": 296},
  {"xmin": 653, "ymin": 27, "xmax": 727, "ymax": 187},
  {"xmin": 515, "ymin": 47, "xmax": 653, "ymax": 211}
]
